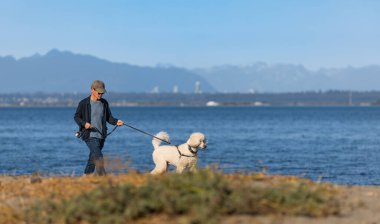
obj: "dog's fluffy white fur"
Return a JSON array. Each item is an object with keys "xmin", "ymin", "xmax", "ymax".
[{"xmin": 151, "ymin": 131, "xmax": 207, "ymax": 175}]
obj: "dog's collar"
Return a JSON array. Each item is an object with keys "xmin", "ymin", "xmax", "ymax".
[
  {"xmin": 176, "ymin": 145, "xmax": 198, "ymax": 159},
  {"xmin": 188, "ymin": 145, "xmax": 198, "ymax": 154}
]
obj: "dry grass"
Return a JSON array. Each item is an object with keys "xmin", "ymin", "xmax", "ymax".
[
  {"xmin": 0, "ymin": 170, "xmax": 341, "ymax": 224},
  {"xmin": 0, "ymin": 172, "xmax": 148, "ymax": 223}
]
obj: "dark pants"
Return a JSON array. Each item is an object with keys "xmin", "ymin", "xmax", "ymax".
[{"xmin": 84, "ymin": 138, "xmax": 106, "ymax": 175}]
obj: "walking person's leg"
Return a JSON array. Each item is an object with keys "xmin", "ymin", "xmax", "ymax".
[
  {"xmin": 84, "ymin": 138, "xmax": 106, "ymax": 175},
  {"xmin": 84, "ymin": 138, "xmax": 97, "ymax": 174},
  {"xmin": 96, "ymin": 139, "xmax": 106, "ymax": 175}
]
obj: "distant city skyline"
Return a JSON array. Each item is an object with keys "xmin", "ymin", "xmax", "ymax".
[{"xmin": 0, "ymin": 0, "xmax": 379, "ymax": 70}]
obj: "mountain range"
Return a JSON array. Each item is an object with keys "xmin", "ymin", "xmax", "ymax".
[
  {"xmin": 196, "ymin": 63, "xmax": 380, "ymax": 92},
  {"xmin": 0, "ymin": 49, "xmax": 379, "ymax": 93},
  {"xmin": 0, "ymin": 49, "xmax": 214, "ymax": 93}
]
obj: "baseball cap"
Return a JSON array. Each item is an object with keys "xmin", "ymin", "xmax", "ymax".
[{"xmin": 91, "ymin": 80, "xmax": 107, "ymax": 94}]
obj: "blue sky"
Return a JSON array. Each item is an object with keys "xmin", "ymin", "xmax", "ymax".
[{"xmin": 0, "ymin": 0, "xmax": 379, "ymax": 69}]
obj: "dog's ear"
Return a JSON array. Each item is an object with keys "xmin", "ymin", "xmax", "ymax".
[{"xmin": 187, "ymin": 133, "xmax": 203, "ymax": 148}]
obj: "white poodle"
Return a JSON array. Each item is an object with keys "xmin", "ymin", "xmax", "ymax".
[{"xmin": 150, "ymin": 132, "xmax": 207, "ymax": 175}]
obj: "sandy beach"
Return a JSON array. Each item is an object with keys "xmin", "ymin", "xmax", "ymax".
[{"xmin": 0, "ymin": 173, "xmax": 379, "ymax": 224}]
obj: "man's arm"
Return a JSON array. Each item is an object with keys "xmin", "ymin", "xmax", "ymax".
[
  {"xmin": 74, "ymin": 101, "xmax": 86, "ymax": 127},
  {"xmin": 105, "ymin": 101, "xmax": 123, "ymax": 126}
]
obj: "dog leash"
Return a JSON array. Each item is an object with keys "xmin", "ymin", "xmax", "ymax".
[
  {"xmin": 77, "ymin": 123, "xmax": 171, "ymax": 144},
  {"xmin": 92, "ymin": 125, "xmax": 119, "ymax": 138},
  {"xmin": 122, "ymin": 124, "xmax": 171, "ymax": 144}
]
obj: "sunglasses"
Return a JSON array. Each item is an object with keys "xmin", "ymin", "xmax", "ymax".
[{"xmin": 93, "ymin": 89, "xmax": 104, "ymax": 95}]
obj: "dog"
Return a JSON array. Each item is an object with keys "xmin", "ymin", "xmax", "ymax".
[{"xmin": 150, "ymin": 132, "xmax": 207, "ymax": 175}]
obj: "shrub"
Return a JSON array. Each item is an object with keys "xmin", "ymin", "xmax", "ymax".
[{"xmin": 25, "ymin": 169, "xmax": 340, "ymax": 223}]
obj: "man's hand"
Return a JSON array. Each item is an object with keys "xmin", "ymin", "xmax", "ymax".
[
  {"xmin": 85, "ymin": 122, "xmax": 92, "ymax": 129},
  {"xmin": 117, "ymin": 120, "xmax": 124, "ymax": 126}
]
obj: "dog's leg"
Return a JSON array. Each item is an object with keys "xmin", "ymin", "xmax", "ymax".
[
  {"xmin": 176, "ymin": 165, "xmax": 185, "ymax": 174},
  {"xmin": 189, "ymin": 164, "xmax": 198, "ymax": 173},
  {"xmin": 151, "ymin": 165, "xmax": 167, "ymax": 175},
  {"xmin": 151, "ymin": 157, "xmax": 167, "ymax": 175}
]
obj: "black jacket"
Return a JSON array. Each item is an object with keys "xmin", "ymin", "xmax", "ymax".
[{"xmin": 74, "ymin": 96, "xmax": 118, "ymax": 140}]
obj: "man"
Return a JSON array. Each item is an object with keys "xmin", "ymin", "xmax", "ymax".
[{"xmin": 74, "ymin": 80, "xmax": 124, "ymax": 175}]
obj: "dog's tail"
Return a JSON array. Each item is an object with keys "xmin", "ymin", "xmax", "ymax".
[{"xmin": 152, "ymin": 131, "xmax": 170, "ymax": 150}]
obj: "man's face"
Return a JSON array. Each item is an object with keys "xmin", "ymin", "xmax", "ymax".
[{"xmin": 91, "ymin": 88, "xmax": 104, "ymax": 101}]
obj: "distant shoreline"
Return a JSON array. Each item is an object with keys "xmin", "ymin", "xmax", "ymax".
[
  {"xmin": 1, "ymin": 91, "xmax": 380, "ymax": 107},
  {"xmin": 0, "ymin": 104, "xmax": 379, "ymax": 108}
]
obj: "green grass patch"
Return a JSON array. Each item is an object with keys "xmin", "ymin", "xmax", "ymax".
[{"xmin": 25, "ymin": 170, "xmax": 340, "ymax": 223}]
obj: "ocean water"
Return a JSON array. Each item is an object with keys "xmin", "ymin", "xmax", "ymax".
[{"xmin": 1, "ymin": 106, "xmax": 380, "ymax": 185}]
